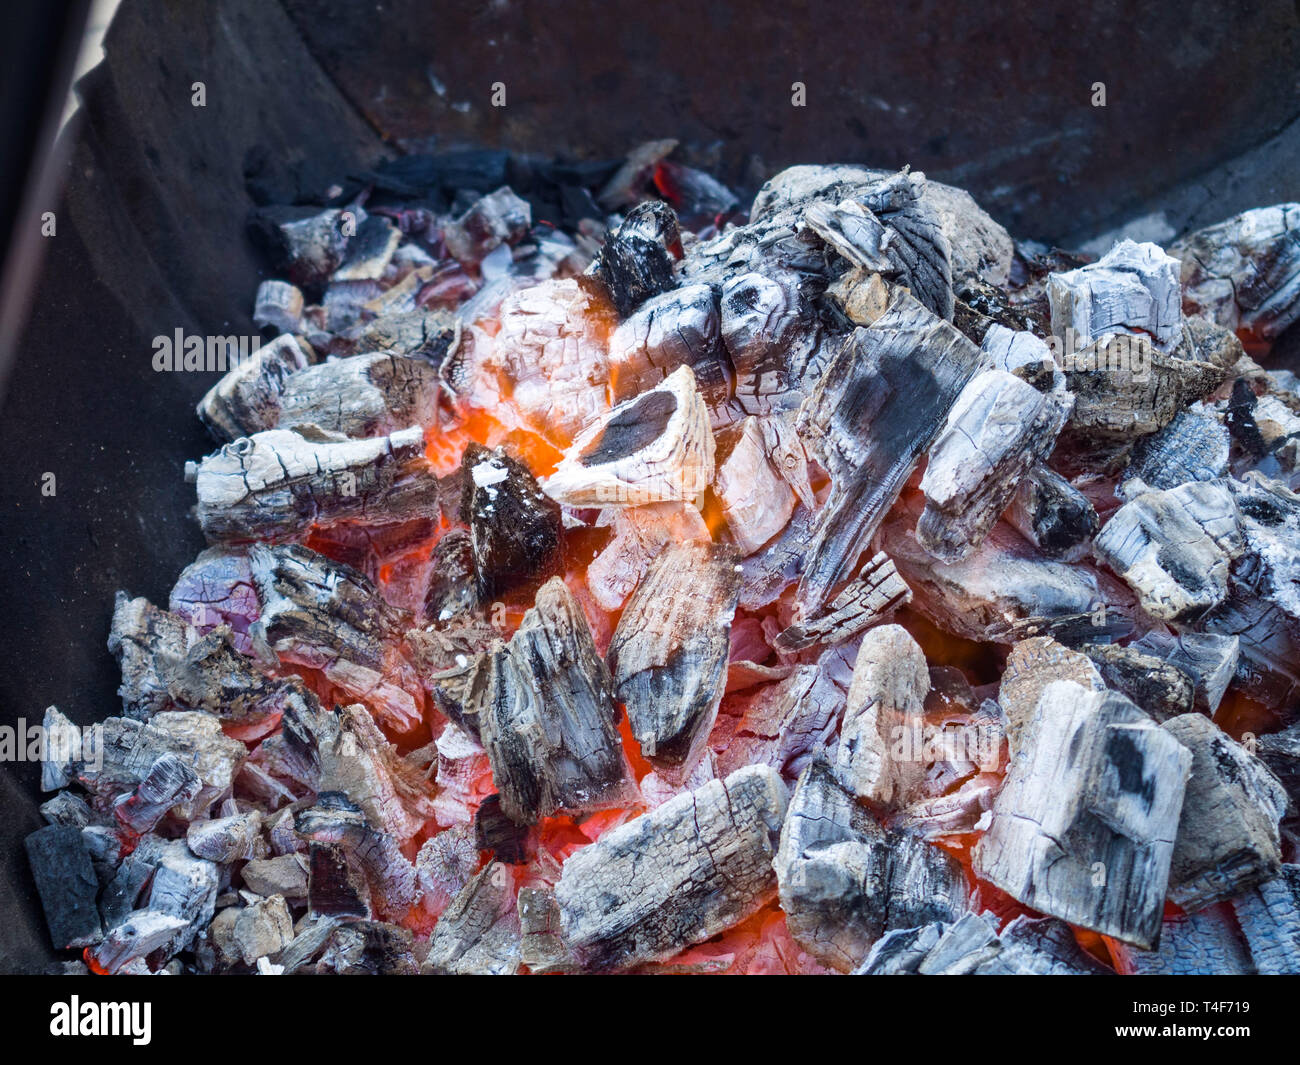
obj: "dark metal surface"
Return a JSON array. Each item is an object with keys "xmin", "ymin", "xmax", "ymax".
[{"xmin": 2, "ymin": 0, "xmax": 1298, "ymax": 971}]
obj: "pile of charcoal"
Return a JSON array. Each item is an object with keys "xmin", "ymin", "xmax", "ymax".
[{"xmin": 26, "ymin": 139, "xmax": 1300, "ymax": 974}]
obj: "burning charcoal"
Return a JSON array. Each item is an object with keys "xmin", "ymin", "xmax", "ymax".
[
  {"xmin": 308, "ymin": 841, "xmax": 371, "ymax": 919},
  {"xmin": 268, "ymin": 352, "xmax": 441, "ymax": 438},
  {"xmin": 429, "ymin": 723, "xmax": 489, "ymax": 826},
  {"xmin": 249, "ymin": 205, "xmax": 349, "ymax": 287},
  {"xmin": 518, "ymin": 886, "xmax": 575, "ymax": 974},
  {"xmin": 196, "ymin": 333, "xmax": 315, "ymax": 441},
  {"xmin": 1048, "ymin": 239, "xmax": 1182, "ymax": 350},
  {"xmin": 241, "ymin": 853, "xmax": 310, "ymax": 902},
  {"xmin": 296, "ymin": 793, "xmax": 417, "ymax": 920},
  {"xmin": 169, "ymin": 545, "xmax": 260, "ymax": 654},
  {"xmin": 1093, "ymin": 480, "xmax": 1242, "ymax": 622},
  {"xmin": 416, "ymin": 824, "xmax": 479, "ymax": 910},
  {"xmin": 586, "ymin": 501, "xmax": 710, "ymax": 611},
  {"xmin": 719, "ymin": 268, "xmax": 828, "ymax": 414},
  {"xmin": 794, "ymin": 294, "xmax": 983, "ymax": 612},
  {"xmin": 980, "ymin": 324, "xmax": 1061, "ymax": 391},
  {"xmin": 1061, "ymin": 336, "xmax": 1227, "ymax": 443},
  {"xmin": 87, "ymin": 911, "xmax": 189, "ymax": 975},
  {"xmin": 187, "ymin": 811, "xmax": 264, "ymax": 863},
  {"xmin": 1162, "ymin": 713, "xmax": 1286, "ymax": 910},
  {"xmin": 652, "ymin": 160, "xmax": 737, "ymax": 227},
  {"xmin": 716, "ymin": 415, "xmax": 814, "ymax": 556},
  {"xmin": 607, "ymin": 540, "xmax": 741, "ymax": 779},
  {"xmin": 596, "ymin": 139, "xmax": 678, "ymax": 208},
  {"xmin": 332, "ymin": 215, "xmax": 400, "ymax": 281},
  {"xmin": 474, "ymin": 578, "xmax": 638, "ymax": 824},
  {"xmin": 253, "ymin": 279, "xmax": 304, "ymax": 334},
  {"xmin": 113, "ymin": 753, "xmax": 201, "ymax": 833},
  {"xmin": 859, "ymin": 912, "xmax": 1110, "ymax": 975},
  {"xmin": 802, "ymin": 169, "xmax": 954, "ymax": 321},
  {"xmin": 588, "ymin": 207, "xmax": 677, "ymax": 317},
  {"xmin": 896, "ymin": 773, "xmax": 1001, "ymax": 839},
  {"xmin": 1171, "ymin": 204, "xmax": 1300, "ymax": 339},
  {"xmin": 921, "ymin": 181, "xmax": 1014, "ymax": 288},
  {"xmin": 249, "ymin": 544, "xmax": 423, "ymax": 732},
  {"xmin": 462, "ymin": 443, "xmax": 562, "ymax": 602},
  {"xmin": 918, "ymin": 370, "xmax": 1073, "ymax": 563},
  {"xmin": 422, "ymin": 862, "xmax": 522, "ymax": 975},
  {"xmin": 882, "ymin": 497, "xmax": 1118, "ymax": 646},
  {"xmin": 714, "ymin": 659, "xmax": 844, "ymax": 781},
  {"xmin": 555, "ymin": 765, "xmax": 786, "ymax": 971},
  {"xmin": 314, "ymin": 920, "xmax": 418, "ymax": 975},
  {"xmin": 231, "ymin": 895, "xmax": 295, "ymax": 966},
  {"xmin": 474, "ymin": 794, "xmax": 531, "ymax": 864},
  {"xmin": 316, "ymin": 704, "xmax": 439, "ymax": 843},
  {"xmin": 775, "ymin": 761, "xmax": 968, "ymax": 972},
  {"xmin": 1121, "ymin": 407, "xmax": 1230, "ymax": 496},
  {"xmin": 1257, "ymin": 721, "xmax": 1300, "ymax": 840},
  {"xmin": 772, "ymin": 552, "xmax": 911, "ymax": 654},
  {"xmin": 1198, "ymin": 474, "xmax": 1300, "ymax": 703},
  {"xmin": 442, "ymin": 187, "xmax": 531, "ymax": 265},
  {"xmin": 108, "ymin": 593, "xmax": 198, "ymax": 719},
  {"xmin": 973, "ymin": 682, "xmax": 1192, "ymax": 947},
  {"xmin": 1004, "ymin": 464, "xmax": 1099, "ymax": 560},
  {"xmin": 1130, "ymin": 631, "xmax": 1239, "ymax": 714},
  {"xmin": 1230, "ymin": 864, "xmax": 1300, "ymax": 974},
  {"xmin": 1110, "ymin": 904, "xmax": 1255, "ymax": 975},
  {"xmin": 835, "ymin": 625, "xmax": 929, "ymax": 809},
  {"xmin": 606, "ymin": 283, "xmax": 728, "ymax": 409},
  {"xmin": 544, "ymin": 365, "xmax": 716, "ymax": 507},
  {"xmin": 40, "ymin": 790, "xmax": 92, "ymax": 829},
  {"xmin": 79, "ymin": 712, "xmax": 245, "ymax": 819},
  {"xmin": 101, "ymin": 837, "xmax": 219, "ymax": 960},
  {"xmin": 25, "ymin": 825, "xmax": 102, "ymax": 949},
  {"xmin": 1082, "ymin": 643, "xmax": 1195, "ymax": 722},
  {"xmin": 343, "ymin": 307, "xmax": 462, "ymax": 364},
  {"xmin": 196, "ymin": 424, "xmax": 440, "ymax": 543},
  {"xmin": 484, "ymin": 278, "xmax": 611, "ymax": 442},
  {"xmin": 424, "ymin": 528, "xmax": 479, "ymax": 622}
]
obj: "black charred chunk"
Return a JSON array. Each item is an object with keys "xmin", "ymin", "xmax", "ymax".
[
  {"xmin": 248, "ymin": 204, "xmax": 350, "ymax": 288},
  {"xmin": 474, "ymin": 794, "xmax": 533, "ymax": 864},
  {"xmin": 589, "ymin": 203, "xmax": 679, "ymax": 317},
  {"xmin": 425, "ymin": 528, "xmax": 480, "ymax": 622},
  {"xmin": 460, "ymin": 443, "xmax": 562, "ymax": 602},
  {"xmin": 578, "ymin": 389, "xmax": 678, "ymax": 468}
]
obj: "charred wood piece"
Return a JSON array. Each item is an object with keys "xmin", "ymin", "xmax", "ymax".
[
  {"xmin": 918, "ymin": 370, "xmax": 1073, "ymax": 563},
  {"xmin": 544, "ymin": 365, "xmax": 716, "ymax": 507},
  {"xmin": 795, "ymin": 294, "xmax": 983, "ymax": 612},
  {"xmin": 1004, "ymin": 464, "xmax": 1099, "ymax": 560},
  {"xmin": 462, "ymin": 443, "xmax": 562, "ymax": 602},
  {"xmin": 475, "ymin": 578, "xmax": 638, "ymax": 824},
  {"xmin": 586, "ymin": 501, "xmax": 710, "ymax": 611},
  {"xmin": 773, "ymin": 552, "xmax": 910, "ymax": 653},
  {"xmin": 196, "ymin": 424, "xmax": 439, "ymax": 543},
  {"xmin": 1163, "ymin": 713, "xmax": 1286, "ymax": 911},
  {"xmin": 775, "ymin": 761, "xmax": 968, "ymax": 972},
  {"xmin": 588, "ymin": 202, "xmax": 678, "ymax": 317},
  {"xmin": 196, "ymin": 333, "xmax": 315, "ymax": 442},
  {"xmin": 1230, "ymin": 864, "xmax": 1300, "ymax": 974},
  {"xmin": 1130, "ymin": 631, "xmax": 1239, "ymax": 715},
  {"xmin": 1121, "ymin": 407, "xmax": 1230, "ymax": 496},
  {"xmin": 554, "ymin": 765, "xmax": 787, "ymax": 971},
  {"xmin": 835, "ymin": 625, "xmax": 929, "ymax": 809},
  {"xmin": 1082, "ymin": 643, "xmax": 1195, "ymax": 722},
  {"xmin": 1110, "ymin": 904, "xmax": 1255, "ymax": 975},
  {"xmin": 248, "ymin": 543, "xmax": 423, "ymax": 732},
  {"xmin": 606, "ymin": 540, "xmax": 741, "ymax": 779},
  {"xmin": 1171, "ymin": 204, "xmax": 1300, "ymax": 339},
  {"xmin": 1094, "ymin": 480, "xmax": 1242, "ymax": 622},
  {"xmin": 422, "ymin": 862, "xmax": 521, "ymax": 975},
  {"xmin": 1048, "ymin": 239, "xmax": 1182, "ymax": 350},
  {"xmin": 973, "ymin": 682, "xmax": 1191, "ymax": 947}
]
